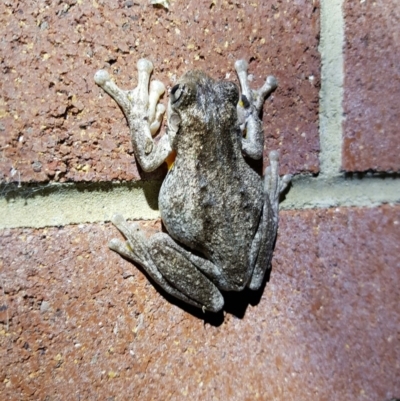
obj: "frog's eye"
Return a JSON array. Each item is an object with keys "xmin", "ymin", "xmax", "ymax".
[{"xmin": 170, "ymin": 84, "xmax": 185, "ymax": 104}]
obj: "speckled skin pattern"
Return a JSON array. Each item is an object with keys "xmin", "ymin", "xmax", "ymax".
[{"xmin": 94, "ymin": 60, "xmax": 291, "ymax": 312}]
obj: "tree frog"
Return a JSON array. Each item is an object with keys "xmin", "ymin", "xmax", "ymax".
[{"xmin": 94, "ymin": 59, "xmax": 291, "ymax": 312}]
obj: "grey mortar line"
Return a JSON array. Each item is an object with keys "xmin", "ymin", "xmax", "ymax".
[
  {"xmin": 0, "ymin": 182, "xmax": 162, "ymax": 230},
  {"xmin": 318, "ymin": 0, "xmax": 345, "ymax": 178},
  {"xmin": 281, "ymin": 175, "xmax": 400, "ymax": 210},
  {"xmin": 0, "ymin": 177, "xmax": 399, "ymax": 229},
  {"xmin": 1, "ymin": 0, "xmax": 399, "ymax": 231}
]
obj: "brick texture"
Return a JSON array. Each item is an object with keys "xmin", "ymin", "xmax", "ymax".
[
  {"xmin": 1, "ymin": 206, "xmax": 399, "ymax": 400},
  {"xmin": 0, "ymin": 0, "xmax": 320, "ymax": 184},
  {"xmin": 342, "ymin": 0, "xmax": 400, "ymax": 172}
]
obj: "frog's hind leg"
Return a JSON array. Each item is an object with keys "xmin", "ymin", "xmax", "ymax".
[
  {"xmin": 247, "ymin": 151, "xmax": 291, "ymax": 290},
  {"xmin": 148, "ymin": 233, "xmax": 224, "ymax": 312},
  {"xmin": 109, "ymin": 214, "xmax": 224, "ymax": 312}
]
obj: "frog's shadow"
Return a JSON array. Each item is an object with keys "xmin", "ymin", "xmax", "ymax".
[{"xmin": 149, "ymin": 268, "xmax": 270, "ymax": 326}]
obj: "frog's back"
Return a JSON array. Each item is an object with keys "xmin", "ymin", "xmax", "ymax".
[
  {"xmin": 159, "ymin": 69, "xmax": 264, "ymax": 280},
  {"xmin": 159, "ymin": 144, "xmax": 263, "ymax": 278}
]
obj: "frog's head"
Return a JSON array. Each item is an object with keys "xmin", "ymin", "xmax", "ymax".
[{"xmin": 167, "ymin": 70, "xmax": 239, "ymax": 149}]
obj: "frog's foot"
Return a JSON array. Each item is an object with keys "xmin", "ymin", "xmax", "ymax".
[
  {"xmin": 94, "ymin": 60, "xmax": 171, "ymax": 172},
  {"xmin": 108, "ymin": 214, "xmax": 152, "ymax": 266},
  {"xmin": 234, "ymin": 60, "xmax": 277, "ymax": 160},
  {"xmin": 109, "ymin": 214, "xmax": 224, "ymax": 312},
  {"xmin": 94, "ymin": 60, "xmax": 165, "ymax": 133},
  {"xmin": 235, "ymin": 60, "xmax": 277, "ymax": 114}
]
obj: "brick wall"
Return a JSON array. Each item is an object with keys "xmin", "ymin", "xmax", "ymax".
[{"xmin": 0, "ymin": 1, "xmax": 399, "ymax": 400}]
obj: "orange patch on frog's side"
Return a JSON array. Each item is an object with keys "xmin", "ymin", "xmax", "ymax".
[{"xmin": 165, "ymin": 150, "xmax": 177, "ymax": 170}]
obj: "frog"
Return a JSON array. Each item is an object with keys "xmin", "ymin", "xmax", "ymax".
[{"xmin": 94, "ymin": 59, "xmax": 291, "ymax": 312}]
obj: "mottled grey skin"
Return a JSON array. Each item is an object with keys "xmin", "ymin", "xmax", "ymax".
[{"xmin": 94, "ymin": 60, "xmax": 291, "ymax": 312}]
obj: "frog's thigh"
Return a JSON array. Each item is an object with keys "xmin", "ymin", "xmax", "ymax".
[{"xmin": 149, "ymin": 233, "xmax": 224, "ymax": 313}]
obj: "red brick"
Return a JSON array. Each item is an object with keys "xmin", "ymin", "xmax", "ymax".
[
  {"xmin": 1, "ymin": 206, "xmax": 399, "ymax": 400},
  {"xmin": 343, "ymin": 1, "xmax": 400, "ymax": 172},
  {"xmin": 0, "ymin": 0, "xmax": 320, "ymax": 184}
]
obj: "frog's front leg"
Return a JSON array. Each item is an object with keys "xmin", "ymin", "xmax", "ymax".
[
  {"xmin": 109, "ymin": 215, "xmax": 224, "ymax": 312},
  {"xmin": 94, "ymin": 59, "xmax": 171, "ymax": 172},
  {"xmin": 248, "ymin": 151, "xmax": 292, "ymax": 290},
  {"xmin": 235, "ymin": 60, "xmax": 277, "ymax": 160}
]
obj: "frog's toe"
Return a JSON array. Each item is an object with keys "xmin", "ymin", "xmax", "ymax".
[
  {"xmin": 280, "ymin": 174, "xmax": 292, "ymax": 193},
  {"xmin": 148, "ymin": 80, "xmax": 166, "ymax": 133},
  {"xmin": 268, "ymin": 150, "xmax": 279, "ymax": 162},
  {"xmin": 136, "ymin": 59, "xmax": 153, "ymax": 97},
  {"xmin": 111, "ymin": 214, "xmax": 140, "ymax": 238},
  {"xmin": 111, "ymin": 213, "xmax": 126, "ymax": 226},
  {"xmin": 253, "ymin": 76, "xmax": 278, "ymax": 112},
  {"xmin": 234, "ymin": 59, "xmax": 248, "ymax": 74},
  {"xmin": 149, "ymin": 102, "xmax": 166, "ymax": 135},
  {"xmin": 266, "ymin": 75, "xmax": 278, "ymax": 89},
  {"xmin": 94, "ymin": 69, "xmax": 111, "ymax": 86},
  {"xmin": 109, "ymin": 238, "xmax": 132, "ymax": 256},
  {"xmin": 137, "ymin": 58, "xmax": 153, "ymax": 74}
]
